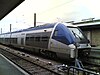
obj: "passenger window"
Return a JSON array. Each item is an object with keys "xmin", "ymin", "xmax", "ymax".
[
  {"xmin": 41, "ymin": 37, "xmax": 49, "ymax": 41},
  {"xmin": 26, "ymin": 37, "xmax": 30, "ymax": 41},
  {"xmin": 35, "ymin": 37, "xmax": 40, "ymax": 41},
  {"xmin": 30, "ymin": 37, "xmax": 34, "ymax": 41}
]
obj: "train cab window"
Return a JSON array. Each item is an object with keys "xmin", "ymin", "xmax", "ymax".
[{"xmin": 54, "ymin": 30, "xmax": 58, "ymax": 36}]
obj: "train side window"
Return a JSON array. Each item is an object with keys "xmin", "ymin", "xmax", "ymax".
[
  {"xmin": 30, "ymin": 37, "xmax": 34, "ymax": 41},
  {"xmin": 13, "ymin": 38, "xmax": 17, "ymax": 44},
  {"xmin": 26, "ymin": 37, "xmax": 34, "ymax": 41},
  {"xmin": 41, "ymin": 37, "xmax": 49, "ymax": 41},
  {"xmin": 35, "ymin": 37, "xmax": 40, "ymax": 41},
  {"xmin": 54, "ymin": 30, "xmax": 58, "ymax": 36},
  {"xmin": 26, "ymin": 37, "xmax": 30, "ymax": 41}
]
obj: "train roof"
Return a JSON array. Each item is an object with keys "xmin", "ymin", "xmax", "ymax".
[
  {"xmin": 0, "ymin": 22, "xmax": 77, "ymax": 35},
  {"xmin": 1, "ymin": 23, "xmax": 55, "ymax": 35}
]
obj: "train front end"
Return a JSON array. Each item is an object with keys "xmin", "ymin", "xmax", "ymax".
[
  {"xmin": 65, "ymin": 23, "xmax": 91, "ymax": 60},
  {"xmin": 49, "ymin": 23, "xmax": 76, "ymax": 60},
  {"xmin": 49, "ymin": 22, "xmax": 91, "ymax": 60}
]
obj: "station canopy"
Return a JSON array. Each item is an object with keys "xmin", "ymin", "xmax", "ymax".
[{"xmin": 0, "ymin": 0, "xmax": 24, "ymax": 20}]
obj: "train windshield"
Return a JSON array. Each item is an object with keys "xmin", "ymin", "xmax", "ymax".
[{"xmin": 68, "ymin": 26, "xmax": 89, "ymax": 43}]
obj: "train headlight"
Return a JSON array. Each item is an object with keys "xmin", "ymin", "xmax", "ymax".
[
  {"xmin": 68, "ymin": 44, "xmax": 76, "ymax": 58},
  {"xmin": 68, "ymin": 44, "xmax": 76, "ymax": 49},
  {"xmin": 70, "ymin": 49, "xmax": 75, "ymax": 58}
]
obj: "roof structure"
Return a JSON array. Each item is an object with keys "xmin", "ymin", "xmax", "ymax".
[
  {"xmin": 72, "ymin": 19, "xmax": 100, "ymax": 30},
  {"xmin": 0, "ymin": 0, "xmax": 24, "ymax": 20},
  {"xmin": 73, "ymin": 19, "xmax": 100, "ymax": 26}
]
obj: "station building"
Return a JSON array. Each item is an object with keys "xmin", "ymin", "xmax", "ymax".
[{"xmin": 73, "ymin": 19, "xmax": 100, "ymax": 47}]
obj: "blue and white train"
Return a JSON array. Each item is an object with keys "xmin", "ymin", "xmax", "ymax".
[{"xmin": 0, "ymin": 22, "xmax": 91, "ymax": 60}]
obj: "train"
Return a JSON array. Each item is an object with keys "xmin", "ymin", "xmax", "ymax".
[{"xmin": 0, "ymin": 22, "xmax": 91, "ymax": 60}]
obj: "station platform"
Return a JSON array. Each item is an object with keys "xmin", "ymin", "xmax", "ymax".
[{"xmin": 0, "ymin": 54, "xmax": 29, "ymax": 75}]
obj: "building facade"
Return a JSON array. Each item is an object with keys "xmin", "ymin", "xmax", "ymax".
[{"xmin": 73, "ymin": 19, "xmax": 100, "ymax": 46}]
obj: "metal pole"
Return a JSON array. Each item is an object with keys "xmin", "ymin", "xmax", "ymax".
[
  {"xmin": 10, "ymin": 24, "xmax": 12, "ymax": 32},
  {"xmin": 72, "ymin": 31, "xmax": 79, "ymax": 67},
  {"xmin": 75, "ymin": 42, "xmax": 84, "ymax": 69},
  {"xmin": 1, "ymin": 28, "xmax": 2, "ymax": 34},
  {"xmin": 34, "ymin": 13, "xmax": 36, "ymax": 27},
  {"xmin": 10, "ymin": 24, "xmax": 12, "ymax": 44},
  {"xmin": 75, "ymin": 43, "xmax": 78, "ymax": 67}
]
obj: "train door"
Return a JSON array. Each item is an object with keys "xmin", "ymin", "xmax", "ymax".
[
  {"xmin": 21, "ymin": 38, "xmax": 24, "ymax": 45},
  {"xmin": 17, "ymin": 33, "xmax": 25, "ymax": 46},
  {"xmin": 21, "ymin": 33, "xmax": 25, "ymax": 46}
]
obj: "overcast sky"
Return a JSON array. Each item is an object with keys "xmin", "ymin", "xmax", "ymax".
[{"xmin": 0, "ymin": 0, "xmax": 100, "ymax": 33}]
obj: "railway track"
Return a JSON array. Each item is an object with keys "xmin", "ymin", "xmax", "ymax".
[
  {"xmin": 0, "ymin": 45, "xmax": 99, "ymax": 75},
  {"xmin": 0, "ymin": 45, "xmax": 68, "ymax": 75}
]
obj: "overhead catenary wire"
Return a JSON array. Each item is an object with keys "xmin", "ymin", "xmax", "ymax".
[{"xmin": 38, "ymin": 0, "xmax": 74, "ymax": 15}]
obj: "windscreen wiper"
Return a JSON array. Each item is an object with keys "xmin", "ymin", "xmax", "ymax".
[{"xmin": 72, "ymin": 30, "xmax": 82, "ymax": 40}]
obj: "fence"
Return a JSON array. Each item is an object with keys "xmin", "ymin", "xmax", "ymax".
[{"xmin": 67, "ymin": 66, "xmax": 99, "ymax": 75}]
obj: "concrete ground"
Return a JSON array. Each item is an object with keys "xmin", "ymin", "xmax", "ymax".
[{"xmin": 0, "ymin": 54, "xmax": 29, "ymax": 75}]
